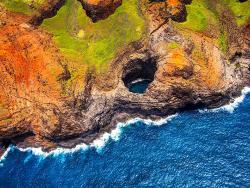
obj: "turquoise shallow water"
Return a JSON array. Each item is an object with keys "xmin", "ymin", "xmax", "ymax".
[{"xmin": 0, "ymin": 92, "xmax": 250, "ymax": 187}]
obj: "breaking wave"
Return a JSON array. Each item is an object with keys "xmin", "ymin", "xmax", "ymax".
[
  {"xmin": 199, "ymin": 87, "xmax": 250, "ymax": 113},
  {"xmin": 0, "ymin": 147, "xmax": 11, "ymax": 165},
  {"xmin": 90, "ymin": 114, "xmax": 178, "ymax": 151},
  {"xmin": 1, "ymin": 87, "xmax": 249, "ymax": 162},
  {"xmin": 0, "ymin": 114, "xmax": 178, "ymax": 162}
]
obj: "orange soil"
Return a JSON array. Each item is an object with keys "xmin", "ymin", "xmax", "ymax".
[
  {"xmin": 157, "ymin": 37, "xmax": 224, "ymax": 91},
  {"xmin": 0, "ymin": 11, "xmax": 64, "ymax": 127},
  {"xmin": 86, "ymin": 0, "xmax": 120, "ymax": 6}
]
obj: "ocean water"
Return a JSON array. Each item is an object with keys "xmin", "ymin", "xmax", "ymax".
[
  {"xmin": 128, "ymin": 80, "xmax": 151, "ymax": 93},
  {"xmin": 0, "ymin": 89, "xmax": 250, "ymax": 187}
]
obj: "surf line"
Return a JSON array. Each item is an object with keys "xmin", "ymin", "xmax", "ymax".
[
  {"xmin": 1, "ymin": 86, "xmax": 250, "ymax": 162},
  {"xmin": 0, "ymin": 147, "xmax": 11, "ymax": 165},
  {"xmin": 0, "ymin": 114, "xmax": 178, "ymax": 162},
  {"xmin": 199, "ymin": 87, "xmax": 250, "ymax": 113}
]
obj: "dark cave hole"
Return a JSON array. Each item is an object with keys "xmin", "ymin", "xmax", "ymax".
[{"xmin": 122, "ymin": 57, "xmax": 157, "ymax": 94}]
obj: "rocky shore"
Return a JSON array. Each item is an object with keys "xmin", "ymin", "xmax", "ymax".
[{"xmin": 0, "ymin": 0, "xmax": 250, "ymax": 155}]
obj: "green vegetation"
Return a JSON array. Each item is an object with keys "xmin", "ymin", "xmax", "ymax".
[
  {"xmin": 41, "ymin": 0, "xmax": 145, "ymax": 72},
  {"xmin": 222, "ymin": 0, "xmax": 250, "ymax": 26},
  {"xmin": 235, "ymin": 62, "xmax": 241, "ymax": 69},
  {"xmin": 173, "ymin": 0, "xmax": 249, "ymax": 53},
  {"xmin": 1, "ymin": 118, "xmax": 13, "ymax": 124},
  {"xmin": 174, "ymin": 0, "xmax": 250, "ymax": 31},
  {"xmin": 167, "ymin": 42, "xmax": 180, "ymax": 49},
  {"xmin": 0, "ymin": 0, "xmax": 44, "ymax": 15},
  {"xmin": 218, "ymin": 32, "xmax": 228, "ymax": 53},
  {"xmin": 175, "ymin": 0, "xmax": 218, "ymax": 32}
]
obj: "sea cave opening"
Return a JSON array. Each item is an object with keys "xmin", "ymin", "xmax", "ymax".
[{"xmin": 122, "ymin": 57, "xmax": 157, "ymax": 94}]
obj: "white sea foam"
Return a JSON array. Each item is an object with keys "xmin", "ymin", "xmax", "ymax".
[
  {"xmin": 0, "ymin": 114, "xmax": 178, "ymax": 160},
  {"xmin": 199, "ymin": 87, "xmax": 250, "ymax": 114},
  {"xmin": 90, "ymin": 114, "xmax": 178, "ymax": 151},
  {"xmin": 2, "ymin": 86, "xmax": 249, "ymax": 160},
  {"xmin": 0, "ymin": 147, "xmax": 11, "ymax": 164},
  {"xmin": 18, "ymin": 143, "xmax": 89, "ymax": 158}
]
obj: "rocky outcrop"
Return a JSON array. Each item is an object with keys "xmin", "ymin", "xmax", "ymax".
[
  {"xmin": 77, "ymin": 0, "xmax": 122, "ymax": 22},
  {"xmin": 0, "ymin": 9, "xmax": 65, "ymax": 148},
  {"xmin": 148, "ymin": 0, "xmax": 191, "ymax": 25},
  {"xmin": 29, "ymin": 0, "xmax": 66, "ymax": 25},
  {"xmin": 29, "ymin": 0, "xmax": 123, "ymax": 25},
  {"xmin": 165, "ymin": 0, "xmax": 191, "ymax": 22}
]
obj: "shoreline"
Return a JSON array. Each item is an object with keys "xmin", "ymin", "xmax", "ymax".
[{"xmin": 1, "ymin": 86, "xmax": 250, "ymax": 162}]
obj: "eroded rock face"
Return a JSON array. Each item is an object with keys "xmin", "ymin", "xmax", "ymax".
[
  {"xmin": 29, "ymin": 0, "xmax": 66, "ymax": 25},
  {"xmin": 0, "ymin": 0, "xmax": 250, "ymax": 151},
  {"xmin": 148, "ymin": 0, "xmax": 191, "ymax": 25},
  {"xmin": 29, "ymin": 0, "xmax": 123, "ymax": 25},
  {"xmin": 0, "ymin": 8, "xmax": 65, "ymax": 149},
  {"xmin": 78, "ymin": 0, "xmax": 122, "ymax": 22},
  {"xmin": 165, "ymin": 0, "xmax": 190, "ymax": 22}
]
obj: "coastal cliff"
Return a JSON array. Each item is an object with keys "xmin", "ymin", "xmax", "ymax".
[{"xmin": 0, "ymin": 0, "xmax": 250, "ymax": 152}]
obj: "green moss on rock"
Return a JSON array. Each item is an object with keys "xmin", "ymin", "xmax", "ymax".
[
  {"xmin": 218, "ymin": 32, "xmax": 228, "ymax": 53},
  {"xmin": 167, "ymin": 42, "xmax": 180, "ymax": 49}
]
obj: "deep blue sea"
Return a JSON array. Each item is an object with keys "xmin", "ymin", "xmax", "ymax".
[{"xmin": 0, "ymin": 89, "xmax": 250, "ymax": 188}]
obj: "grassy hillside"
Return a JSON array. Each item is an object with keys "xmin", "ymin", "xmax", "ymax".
[
  {"xmin": 174, "ymin": 0, "xmax": 250, "ymax": 53},
  {"xmin": 175, "ymin": 0, "xmax": 219, "ymax": 32},
  {"xmin": 174, "ymin": 0, "xmax": 250, "ymax": 32},
  {"xmin": 41, "ymin": 0, "xmax": 145, "ymax": 72},
  {"xmin": 223, "ymin": 0, "xmax": 250, "ymax": 26}
]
